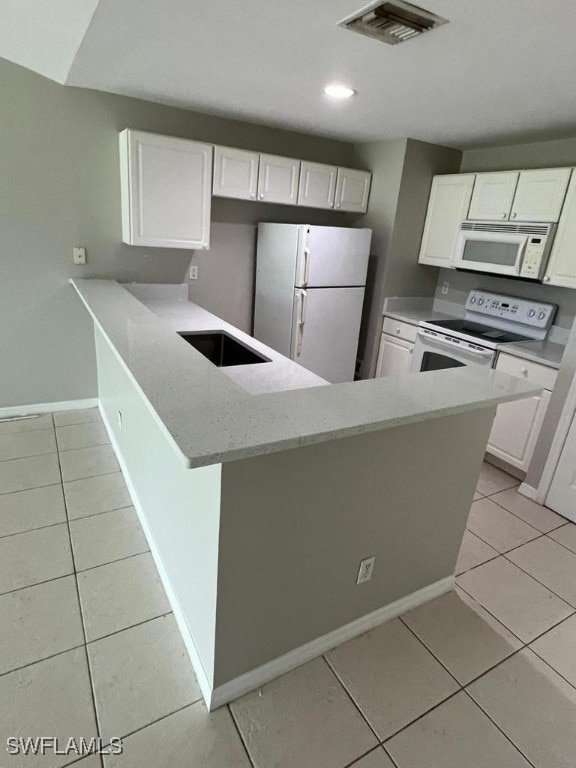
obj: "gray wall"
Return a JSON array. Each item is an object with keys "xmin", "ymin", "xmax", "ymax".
[
  {"xmin": 353, "ymin": 139, "xmax": 462, "ymax": 378},
  {"xmin": 461, "ymin": 137, "xmax": 576, "ymax": 173},
  {"xmin": 0, "ymin": 57, "xmax": 354, "ymax": 408},
  {"xmin": 352, "ymin": 139, "xmax": 408, "ymax": 378}
]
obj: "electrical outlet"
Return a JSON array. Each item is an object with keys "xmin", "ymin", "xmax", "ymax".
[
  {"xmin": 189, "ymin": 265, "xmax": 198, "ymax": 280},
  {"xmin": 441, "ymin": 281, "xmax": 450, "ymax": 295},
  {"xmin": 356, "ymin": 556, "xmax": 376, "ymax": 585},
  {"xmin": 73, "ymin": 247, "xmax": 86, "ymax": 265}
]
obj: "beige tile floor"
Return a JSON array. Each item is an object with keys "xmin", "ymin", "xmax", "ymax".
[{"xmin": 1, "ymin": 409, "xmax": 576, "ymax": 767}]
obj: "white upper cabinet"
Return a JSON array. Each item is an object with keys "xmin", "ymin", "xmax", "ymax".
[
  {"xmin": 334, "ymin": 168, "xmax": 371, "ymax": 213},
  {"xmin": 545, "ymin": 170, "xmax": 576, "ymax": 288},
  {"xmin": 297, "ymin": 162, "xmax": 338, "ymax": 209},
  {"xmin": 468, "ymin": 172, "xmax": 519, "ymax": 221},
  {"xmin": 418, "ymin": 174, "xmax": 475, "ymax": 268},
  {"xmin": 119, "ymin": 129, "xmax": 212, "ymax": 250},
  {"xmin": 212, "ymin": 146, "xmax": 259, "ymax": 201},
  {"xmin": 257, "ymin": 154, "xmax": 300, "ymax": 205},
  {"xmin": 510, "ymin": 167, "xmax": 572, "ymax": 222}
]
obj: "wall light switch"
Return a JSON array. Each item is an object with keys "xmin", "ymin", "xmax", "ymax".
[
  {"xmin": 73, "ymin": 247, "xmax": 86, "ymax": 265},
  {"xmin": 441, "ymin": 281, "xmax": 450, "ymax": 295},
  {"xmin": 189, "ymin": 265, "xmax": 198, "ymax": 280}
]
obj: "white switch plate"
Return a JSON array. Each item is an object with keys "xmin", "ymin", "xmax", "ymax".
[
  {"xmin": 189, "ymin": 265, "xmax": 198, "ymax": 280},
  {"xmin": 73, "ymin": 247, "xmax": 86, "ymax": 265},
  {"xmin": 356, "ymin": 556, "xmax": 376, "ymax": 585},
  {"xmin": 441, "ymin": 281, "xmax": 450, "ymax": 295}
]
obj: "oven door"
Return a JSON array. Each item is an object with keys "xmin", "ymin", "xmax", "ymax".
[
  {"xmin": 454, "ymin": 230, "xmax": 528, "ymax": 277},
  {"xmin": 410, "ymin": 329, "xmax": 495, "ymax": 373}
]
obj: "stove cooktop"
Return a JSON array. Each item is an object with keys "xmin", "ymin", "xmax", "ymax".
[{"xmin": 424, "ymin": 318, "xmax": 532, "ymax": 345}]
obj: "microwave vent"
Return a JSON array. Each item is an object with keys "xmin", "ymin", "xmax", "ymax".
[
  {"xmin": 338, "ymin": 0, "xmax": 448, "ymax": 45},
  {"xmin": 461, "ymin": 221, "xmax": 551, "ymax": 236}
]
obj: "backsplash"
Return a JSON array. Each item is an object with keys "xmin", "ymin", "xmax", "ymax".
[{"xmin": 435, "ymin": 269, "xmax": 576, "ymax": 330}]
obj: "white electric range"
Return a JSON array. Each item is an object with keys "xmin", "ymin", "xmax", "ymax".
[{"xmin": 411, "ymin": 291, "xmax": 557, "ymax": 373}]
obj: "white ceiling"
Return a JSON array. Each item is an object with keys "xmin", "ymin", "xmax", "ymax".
[
  {"xmin": 5, "ymin": 0, "xmax": 576, "ymax": 148},
  {"xmin": 0, "ymin": 0, "xmax": 98, "ymax": 83}
]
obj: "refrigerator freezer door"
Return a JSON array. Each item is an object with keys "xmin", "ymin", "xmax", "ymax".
[
  {"xmin": 290, "ymin": 287, "xmax": 365, "ymax": 383},
  {"xmin": 295, "ymin": 226, "xmax": 371, "ymax": 288}
]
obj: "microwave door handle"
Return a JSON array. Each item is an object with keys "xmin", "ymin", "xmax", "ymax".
[{"xmin": 417, "ymin": 330, "xmax": 493, "ymax": 358}]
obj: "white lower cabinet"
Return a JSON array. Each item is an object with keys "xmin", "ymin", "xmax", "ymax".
[
  {"xmin": 487, "ymin": 353, "xmax": 557, "ymax": 472},
  {"xmin": 119, "ymin": 129, "xmax": 212, "ymax": 250},
  {"xmin": 376, "ymin": 318, "xmax": 416, "ymax": 377}
]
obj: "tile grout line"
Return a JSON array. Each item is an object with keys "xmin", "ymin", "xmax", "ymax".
[
  {"xmin": 0, "ymin": 641, "xmax": 87, "ymax": 680},
  {"xmin": 465, "ymin": 528, "xmax": 547, "ymax": 559},
  {"xmin": 460, "ymin": 688, "xmax": 538, "ymax": 768},
  {"xmin": 75, "ymin": 548, "xmax": 152, "ymax": 575},
  {"xmin": 341, "ymin": 745, "xmax": 391, "ymax": 768},
  {"xmin": 456, "ymin": 576, "xmax": 576, "ymax": 646},
  {"xmin": 227, "ymin": 704, "xmax": 256, "ymax": 768},
  {"xmin": 53, "ymin": 411, "xmax": 104, "ymax": 747},
  {"xmin": 321, "ymin": 654, "xmax": 382, "ymax": 745},
  {"xmin": 500, "ymin": 548, "xmax": 576, "ymax": 609}
]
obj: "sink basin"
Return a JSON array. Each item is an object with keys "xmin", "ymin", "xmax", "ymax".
[{"xmin": 178, "ymin": 331, "xmax": 270, "ymax": 367}]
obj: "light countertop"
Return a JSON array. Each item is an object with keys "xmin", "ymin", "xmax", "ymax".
[
  {"xmin": 71, "ymin": 279, "xmax": 540, "ymax": 469},
  {"xmin": 495, "ymin": 339, "xmax": 566, "ymax": 370}
]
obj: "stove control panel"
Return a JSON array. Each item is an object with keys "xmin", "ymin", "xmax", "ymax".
[{"xmin": 465, "ymin": 291, "xmax": 557, "ymax": 329}]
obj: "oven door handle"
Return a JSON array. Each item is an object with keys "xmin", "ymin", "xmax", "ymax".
[{"xmin": 416, "ymin": 330, "xmax": 494, "ymax": 358}]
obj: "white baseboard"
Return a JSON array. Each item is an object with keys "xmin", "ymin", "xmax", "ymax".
[
  {"xmin": 518, "ymin": 482, "xmax": 539, "ymax": 502},
  {"xmin": 209, "ymin": 574, "xmax": 455, "ymax": 710},
  {"xmin": 0, "ymin": 398, "xmax": 98, "ymax": 419},
  {"xmin": 97, "ymin": 402, "xmax": 214, "ymax": 706},
  {"xmin": 98, "ymin": 402, "xmax": 454, "ymax": 712}
]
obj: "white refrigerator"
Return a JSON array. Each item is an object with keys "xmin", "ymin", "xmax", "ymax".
[{"xmin": 253, "ymin": 224, "xmax": 372, "ymax": 383}]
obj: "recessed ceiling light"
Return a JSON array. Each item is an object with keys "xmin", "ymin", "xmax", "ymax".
[{"xmin": 324, "ymin": 84, "xmax": 356, "ymax": 99}]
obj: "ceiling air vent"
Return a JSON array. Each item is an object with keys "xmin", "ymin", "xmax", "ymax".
[{"xmin": 338, "ymin": 0, "xmax": 448, "ymax": 45}]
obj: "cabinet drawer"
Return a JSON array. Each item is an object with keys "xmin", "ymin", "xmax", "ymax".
[
  {"xmin": 382, "ymin": 316, "xmax": 418, "ymax": 343},
  {"xmin": 495, "ymin": 352, "xmax": 557, "ymax": 390}
]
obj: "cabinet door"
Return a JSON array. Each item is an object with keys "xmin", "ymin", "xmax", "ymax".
[
  {"xmin": 119, "ymin": 130, "xmax": 212, "ymax": 249},
  {"xmin": 546, "ymin": 412, "xmax": 576, "ymax": 521},
  {"xmin": 334, "ymin": 168, "xmax": 371, "ymax": 213},
  {"xmin": 487, "ymin": 389, "xmax": 551, "ymax": 472},
  {"xmin": 510, "ymin": 168, "xmax": 572, "ymax": 222},
  {"xmin": 375, "ymin": 334, "xmax": 414, "ymax": 378},
  {"xmin": 297, "ymin": 162, "xmax": 338, "ymax": 209},
  {"xmin": 418, "ymin": 174, "xmax": 475, "ymax": 268},
  {"xmin": 213, "ymin": 146, "xmax": 259, "ymax": 200},
  {"xmin": 468, "ymin": 172, "xmax": 519, "ymax": 221},
  {"xmin": 545, "ymin": 170, "xmax": 576, "ymax": 288},
  {"xmin": 257, "ymin": 154, "xmax": 300, "ymax": 205}
]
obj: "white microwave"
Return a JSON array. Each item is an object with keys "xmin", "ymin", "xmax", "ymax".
[{"xmin": 454, "ymin": 221, "xmax": 557, "ymax": 281}]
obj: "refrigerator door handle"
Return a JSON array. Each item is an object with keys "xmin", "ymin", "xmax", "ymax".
[
  {"xmin": 296, "ymin": 289, "xmax": 307, "ymax": 357},
  {"xmin": 303, "ymin": 248, "xmax": 311, "ymax": 287}
]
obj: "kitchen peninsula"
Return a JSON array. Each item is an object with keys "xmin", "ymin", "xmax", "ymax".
[{"xmin": 71, "ymin": 279, "xmax": 539, "ymax": 710}]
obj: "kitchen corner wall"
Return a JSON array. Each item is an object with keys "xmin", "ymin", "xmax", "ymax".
[
  {"xmin": 0, "ymin": 57, "xmax": 354, "ymax": 408},
  {"xmin": 353, "ymin": 138, "xmax": 462, "ymax": 378}
]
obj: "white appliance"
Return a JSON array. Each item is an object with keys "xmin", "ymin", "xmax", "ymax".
[
  {"xmin": 253, "ymin": 224, "xmax": 372, "ymax": 383},
  {"xmin": 454, "ymin": 221, "xmax": 557, "ymax": 281},
  {"xmin": 411, "ymin": 291, "xmax": 557, "ymax": 373}
]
